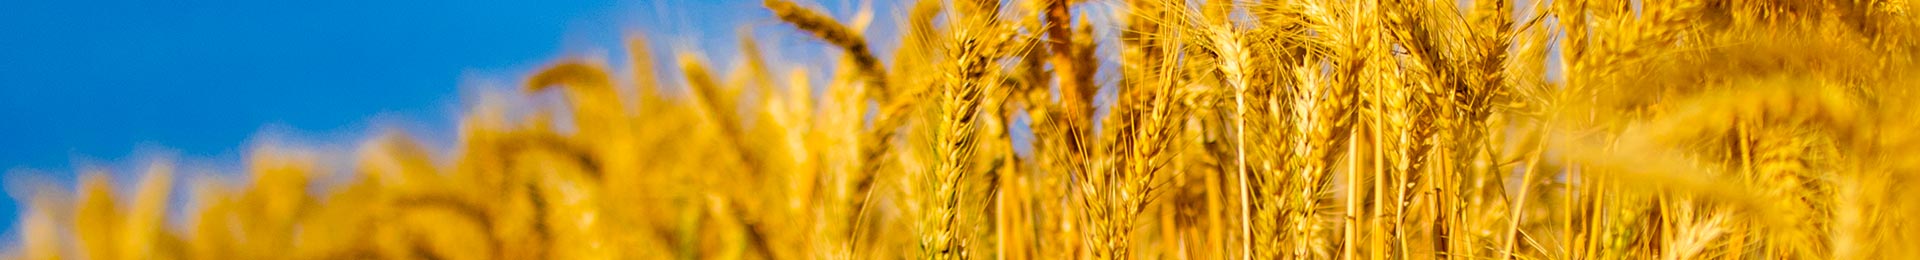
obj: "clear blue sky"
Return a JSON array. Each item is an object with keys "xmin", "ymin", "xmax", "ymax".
[{"xmin": 0, "ymin": 0, "xmax": 886, "ymax": 241}]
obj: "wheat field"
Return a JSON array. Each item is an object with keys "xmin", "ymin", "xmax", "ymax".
[{"xmin": 10, "ymin": 0, "xmax": 1920, "ymax": 259}]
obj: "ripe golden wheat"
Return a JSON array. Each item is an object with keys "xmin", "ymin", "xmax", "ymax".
[{"xmin": 12, "ymin": 0, "xmax": 1920, "ymax": 259}]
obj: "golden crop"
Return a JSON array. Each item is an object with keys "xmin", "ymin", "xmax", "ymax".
[{"xmin": 12, "ymin": 0, "xmax": 1920, "ymax": 259}]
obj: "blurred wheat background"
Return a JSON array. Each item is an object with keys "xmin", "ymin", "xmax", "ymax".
[{"xmin": 8, "ymin": 0, "xmax": 1920, "ymax": 259}]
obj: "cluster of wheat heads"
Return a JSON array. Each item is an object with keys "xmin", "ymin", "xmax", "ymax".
[{"xmin": 10, "ymin": 0, "xmax": 1920, "ymax": 259}]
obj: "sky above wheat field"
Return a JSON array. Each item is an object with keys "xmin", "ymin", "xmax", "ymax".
[{"xmin": 0, "ymin": 0, "xmax": 898, "ymax": 241}]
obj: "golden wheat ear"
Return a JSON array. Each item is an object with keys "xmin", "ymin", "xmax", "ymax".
[
  {"xmin": 763, "ymin": 0, "xmax": 889, "ymax": 100},
  {"xmin": 525, "ymin": 61, "xmax": 613, "ymax": 93},
  {"xmin": 624, "ymin": 34, "xmax": 664, "ymax": 106},
  {"xmin": 121, "ymin": 162, "xmax": 176, "ymax": 259},
  {"xmin": 74, "ymin": 172, "xmax": 122, "ymax": 260},
  {"xmin": 356, "ymin": 132, "xmax": 440, "ymax": 189},
  {"xmin": 525, "ymin": 61, "xmax": 631, "ymax": 138},
  {"xmin": 20, "ymin": 190, "xmax": 64, "ymax": 260}
]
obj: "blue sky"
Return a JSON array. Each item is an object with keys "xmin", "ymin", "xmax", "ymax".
[{"xmin": 0, "ymin": 0, "xmax": 890, "ymax": 241}]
